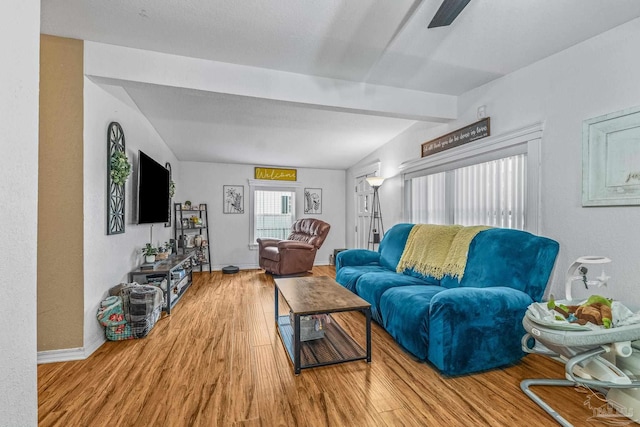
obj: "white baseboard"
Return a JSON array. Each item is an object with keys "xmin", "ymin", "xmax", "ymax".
[
  {"xmin": 84, "ymin": 333, "xmax": 106, "ymax": 358},
  {"xmin": 37, "ymin": 335, "xmax": 106, "ymax": 364},
  {"xmin": 38, "ymin": 347, "xmax": 86, "ymax": 364},
  {"xmin": 207, "ymin": 263, "xmax": 258, "ymax": 271}
]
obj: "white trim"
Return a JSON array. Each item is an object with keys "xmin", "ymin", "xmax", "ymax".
[
  {"xmin": 84, "ymin": 332, "xmax": 106, "ymax": 357},
  {"xmin": 247, "ymin": 179, "xmax": 302, "ymax": 188},
  {"xmin": 37, "ymin": 333, "xmax": 106, "ymax": 364},
  {"xmin": 350, "ymin": 160, "xmax": 381, "ymax": 179},
  {"xmin": 38, "ymin": 347, "xmax": 86, "ymax": 364},
  {"xmin": 399, "ymin": 122, "xmax": 544, "ymax": 174}
]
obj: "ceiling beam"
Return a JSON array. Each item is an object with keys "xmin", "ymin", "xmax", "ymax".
[{"xmin": 84, "ymin": 41, "xmax": 457, "ymax": 123}]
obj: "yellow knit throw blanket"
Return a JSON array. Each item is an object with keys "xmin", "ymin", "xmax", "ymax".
[
  {"xmin": 442, "ymin": 225, "xmax": 491, "ymax": 280},
  {"xmin": 396, "ymin": 224, "xmax": 462, "ymax": 279},
  {"xmin": 396, "ymin": 224, "xmax": 490, "ymax": 280}
]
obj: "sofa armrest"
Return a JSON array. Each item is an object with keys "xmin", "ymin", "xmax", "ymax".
[
  {"xmin": 427, "ymin": 286, "xmax": 534, "ymax": 376},
  {"xmin": 335, "ymin": 249, "xmax": 380, "ymax": 271},
  {"xmin": 256, "ymin": 238, "xmax": 280, "ymax": 249},
  {"xmin": 277, "ymin": 240, "xmax": 315, "ymax": 251}
]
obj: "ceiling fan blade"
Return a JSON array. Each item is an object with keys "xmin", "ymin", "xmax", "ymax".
[{"xmin": 428, "ymin": 0, "xmax": 471, "ymax": 28}]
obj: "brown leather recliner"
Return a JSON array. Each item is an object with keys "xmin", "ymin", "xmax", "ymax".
[{"xmin": 257, "ymin": 218, "xmax": 331, "ymax": 275}]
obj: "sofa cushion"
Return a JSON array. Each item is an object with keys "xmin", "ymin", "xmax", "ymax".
[
  {"xmin": 440, "ymin": 228, "xmax": 560, "ymax": 301},
  {"xmin": 379, "ymin": 285, "xmax": 444, "ymax": 360},
  {"xmin": 335, "ymin": 265, "xmax": 389, "ymax": 293},
  {"xmin": 378, "ymin": 223, "xmax": 415, "ymax": 271},
  {"xmin": 355, "ymin": 271, "xmax": 437, "ymax": 323}
]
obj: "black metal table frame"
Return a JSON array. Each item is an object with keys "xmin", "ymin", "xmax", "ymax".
[{"xmin": 274, "ymin": 285, "xmax": 372, "ymax": 375}]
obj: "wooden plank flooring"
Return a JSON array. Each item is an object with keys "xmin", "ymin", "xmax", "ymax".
[{"xmin": 38, "ymin": 266, "xmax": 622, "ymax": 426}]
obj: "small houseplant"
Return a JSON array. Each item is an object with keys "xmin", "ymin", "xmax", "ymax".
[
  {"xmin": 110, "ymin": 150, "xmax": 132, "ymax": 186},
  {"xmin": 142, "ymin": 243, "xmax": 158, "ymax": 263},
  {"xmin": 155, "ymin": 242, "xmax": 171, "ymax": 260}
]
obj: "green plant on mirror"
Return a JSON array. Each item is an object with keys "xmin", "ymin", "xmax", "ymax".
[
  {"xmin": 169, "ymin": 180, "xmax": 176, "ymax": 198},
  {"xmin": 110, "ymin": 150, "xmax": 132, "ymax": 186}
]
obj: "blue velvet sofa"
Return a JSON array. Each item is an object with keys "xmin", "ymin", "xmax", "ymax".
[{"xmin": 335, "ymin": 223, "xmax": 559, "ymax": 376}]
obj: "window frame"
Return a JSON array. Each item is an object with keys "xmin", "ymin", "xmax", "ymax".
[
  {"xmin": 399, "ymin": 123, "xmax": 543, "ymax": 233},
  {"xmin": 248, "ymin": 179, "xmax": 302, "ymax": 249}
]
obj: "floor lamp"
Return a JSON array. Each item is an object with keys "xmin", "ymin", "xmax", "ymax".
[{"xmin": 366, "ymin": 176, "xmax": 385, "ymax": 250}]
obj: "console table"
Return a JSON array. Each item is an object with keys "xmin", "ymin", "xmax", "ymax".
[{"xmin": 128, "ymin": 254, "xmax": 193, "ymax": 315}]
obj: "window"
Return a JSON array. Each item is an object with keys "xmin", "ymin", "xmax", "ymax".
[
  {"xmin": 254, "ymin": 190, "xmax": 295, "ymax": 240},
  {"xmin": 401, "ymin": 124, "xmax": 542, "ymax": 232},
  {"xmin": 248, "ymin": 180, "xmax": 300, "ymax": 248},
  {"xmin": 408, "ymin": 155, "xmax": 526, "ymax": 229}
]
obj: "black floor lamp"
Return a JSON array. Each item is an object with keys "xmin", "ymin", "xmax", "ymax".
[{"xmin": 366, "ymin": 176, "xmax": 385, "ymax": 250}]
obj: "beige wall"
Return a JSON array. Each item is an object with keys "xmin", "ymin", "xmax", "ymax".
[{"xmin": 38, "ymin": 35, "xmax": 84, "ymax": 351}]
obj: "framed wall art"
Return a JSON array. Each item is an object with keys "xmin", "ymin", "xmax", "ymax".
[
  {"xmin": 304, "ymin": 188, "xmax": 322, "ymax": 214},
  {"xmin": 223, "ymin": 185, "xmax": 244, "ymax": 214},
  {"xmin": 583, "ymin": 105, "xmax": 640, "ymax": 206}
]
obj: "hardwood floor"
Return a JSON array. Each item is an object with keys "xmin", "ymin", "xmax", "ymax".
[{"xmin": 38, "ymin": 267, "xmax": 619, "ymax": 426}]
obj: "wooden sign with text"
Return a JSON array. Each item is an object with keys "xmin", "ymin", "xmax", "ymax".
[
  {"xmin": 254, "ymin": 167, "xmax": 297, "ymax": 181},
  {"xmin": 421, "ymin": 118, "xmax": 491, "ymax": 157}
]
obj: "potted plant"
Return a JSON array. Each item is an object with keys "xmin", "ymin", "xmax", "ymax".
[
  {"xmin": 183, "ymin": 200, "xmax": 192, "ymax": 210},
  {"xmin": 155, "ymin": 242, "xmax": 172, "ymax": 260},
  {"xmin": 142, "ymin": 243, "xmax": 158, "ymax": 263},
  {"xmin": 110, "ymin": 150, "xmax": 132, "ymax": 186}
]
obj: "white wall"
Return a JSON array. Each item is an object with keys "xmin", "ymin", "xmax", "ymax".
[
  {"xmin": 345, "ymin": 122, "xmax": 444, "ymax": 248},
  {"xmin": 179, "ymin": 162, "xmax": 346, "ymax": 269},
  {"xmin": 83, "ymin": 77, "xmax": 179, "ymax": 352},
  {"xmin": 0, "ymin": 0, "xmax": 39, "ymax": 424},
  {"xmin": 348, "ymin": 18, "xmax": 640, "ymax": 309}
]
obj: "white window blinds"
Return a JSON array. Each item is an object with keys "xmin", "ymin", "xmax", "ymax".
[{"xmin": 408, "ymin": 154, "xmax": 527, "ymax": 230}]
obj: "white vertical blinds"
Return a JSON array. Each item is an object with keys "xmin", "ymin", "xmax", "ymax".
[
  {"xmin": 409, "ymin": 154, "xmax": 527, "ymax": 230},
  {"xmin": 410, "ymin": 172, "xmax": 446, "ymax": 224}
]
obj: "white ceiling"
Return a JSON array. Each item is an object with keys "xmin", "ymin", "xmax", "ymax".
[{"xmin": 41, "ymin": 0, "xmax": 640, "ymax": 169}]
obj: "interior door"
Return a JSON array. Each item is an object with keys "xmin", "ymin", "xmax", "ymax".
[{"xmin": 354, "ymin": 175, "xmax": 373, "ymax": 249}]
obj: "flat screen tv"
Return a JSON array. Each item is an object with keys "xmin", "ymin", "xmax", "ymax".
[{"xmin": 137, "ymin": 150, "xmax": 170, "ymax": 224}]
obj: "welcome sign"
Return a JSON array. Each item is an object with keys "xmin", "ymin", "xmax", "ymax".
[
  {"xmin": 254, "ymin": 167, "xmax": 297, "ymax": 181},
  {"xmin": 421, "ymin": 118, "xmax": 490, "ymax": 157}
]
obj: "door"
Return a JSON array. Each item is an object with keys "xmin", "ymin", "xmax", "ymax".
[{"xmin": 354, "ymin": 175, "xmax": 374, "ymax": 249}]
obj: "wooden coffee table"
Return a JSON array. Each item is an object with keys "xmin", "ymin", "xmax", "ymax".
[{"xmin": 274, "ymin": 276, "xmax": 372, "ymax": 375}]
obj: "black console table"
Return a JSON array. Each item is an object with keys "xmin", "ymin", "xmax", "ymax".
[{"xmin": 128, "ymin": 253, "xmax": 193, "ymax": 315}]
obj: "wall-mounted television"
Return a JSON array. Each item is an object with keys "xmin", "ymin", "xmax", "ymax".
[{"xmin": 136, "ymin": 150, "xmax": 170, "ymax": 224}]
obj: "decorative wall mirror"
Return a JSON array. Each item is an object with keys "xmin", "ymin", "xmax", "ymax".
[{"xmin": 107, "ymin": 122, "xmax": 126, "ymax": 235}]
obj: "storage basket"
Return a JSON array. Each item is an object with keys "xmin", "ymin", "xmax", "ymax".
[
  {"xmin": 121, "ymin": 284, "xmax": 163, "ymax": 338},
  {"xmin": 99, "ymin": 283, "xmax": 163, "ymax": 340},
  {"xmin": 290, "ymin": 312, "xmax": 325, "ymax": 341},
  {"xmin": 96, "ymin": 295, "xmax": 133, "ymax": 341}
]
